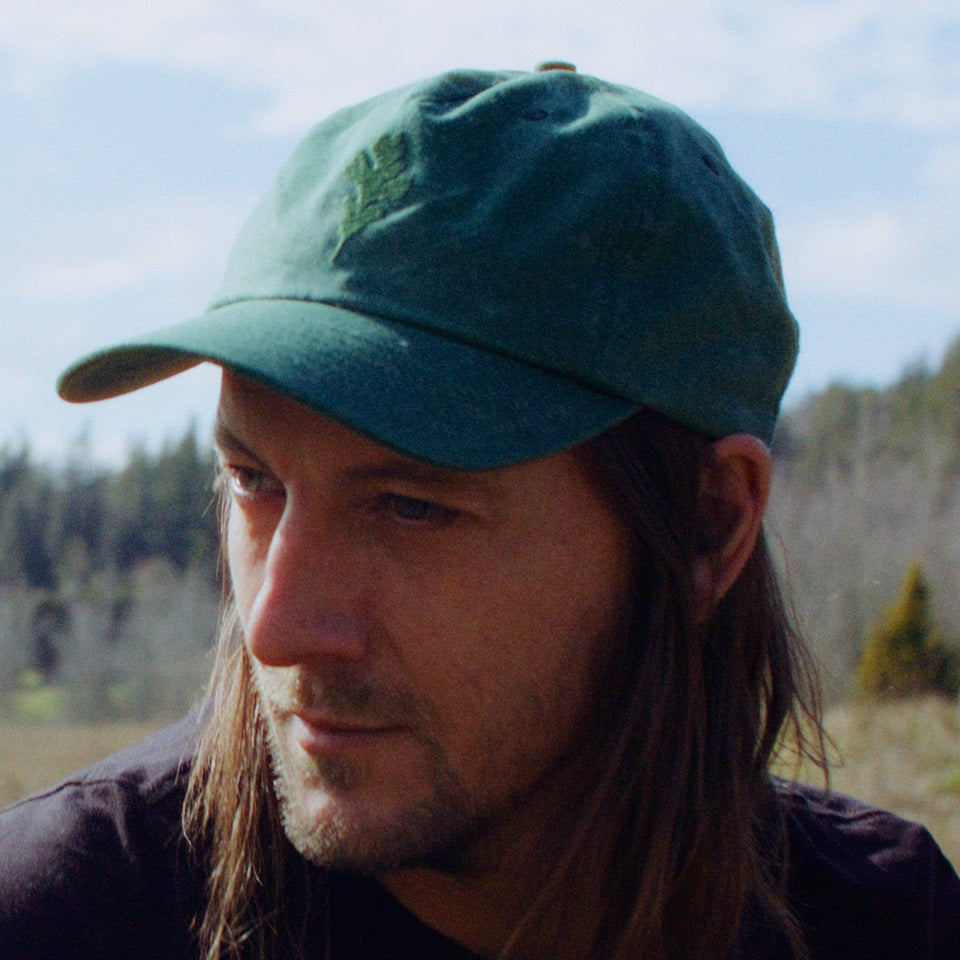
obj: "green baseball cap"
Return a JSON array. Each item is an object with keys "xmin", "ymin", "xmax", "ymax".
[{"xmin": 58, "ymin": 64, "xmax": 798, "ymax": 469}]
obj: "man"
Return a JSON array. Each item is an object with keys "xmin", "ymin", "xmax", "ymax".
[{"xmin": 1, "ymin": 64, "xmax": 958, "ymax": 960}]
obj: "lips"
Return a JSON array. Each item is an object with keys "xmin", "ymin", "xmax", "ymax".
[{"xmin": 291, "ymin": 711, "xmax": 402, "ymax": 756}]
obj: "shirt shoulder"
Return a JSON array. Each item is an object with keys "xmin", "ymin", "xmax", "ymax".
[
  {"xmin": 775, "ymin": 779, "xmax": 960, "ymax": 960},
  {"xmin": 0, "ymin": 711, "xmax": 204, "ymax": 960}
]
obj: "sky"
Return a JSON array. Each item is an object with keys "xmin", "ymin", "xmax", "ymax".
[{"xmin": 1, "ymin": 0, "xmax": 959, "ymax": 464}]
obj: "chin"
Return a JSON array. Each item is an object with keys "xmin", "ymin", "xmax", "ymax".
[{"xmin": 271, "ymin": 754, "xmax": 486, "ymax": 874}]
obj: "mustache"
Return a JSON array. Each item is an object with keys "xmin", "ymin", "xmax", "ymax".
[{"xmin": 253, "ymin": 662, "xmax": 426, "ymax": 727}]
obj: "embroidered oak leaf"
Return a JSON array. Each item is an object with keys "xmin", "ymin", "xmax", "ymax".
[{"xmin": 336, "ymin": 132, "xmax": 411, "ymax": 254}]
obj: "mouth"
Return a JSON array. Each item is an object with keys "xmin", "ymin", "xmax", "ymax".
[{"xmin": 290, "ymin": 711, "xmax": 404, "ymax": 756}]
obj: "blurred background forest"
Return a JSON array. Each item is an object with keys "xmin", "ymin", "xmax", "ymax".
[
  {"xmin": 4, "ymin": 338, "xmax": 960, "ymax": 720},
  {"xmin": 0, "ymin": 427, "xmax": 219, "ymax": 721}
]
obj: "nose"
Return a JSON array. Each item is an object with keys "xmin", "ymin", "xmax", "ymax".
[{"xmin": 238, "ymin": 502, "xmax": 370, "ymax": 668}]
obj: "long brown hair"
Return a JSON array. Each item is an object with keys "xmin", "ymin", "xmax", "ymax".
[{"xmin": 183, "ymin": 408, "xmax": 825, "ymax": 960}]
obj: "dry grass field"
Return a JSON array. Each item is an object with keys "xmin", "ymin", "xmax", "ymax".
[
  {"xmin": 0, "ymin": 720, "xmax": 163, "ymax": 806},
  {"xmin": 789, "ymin": 695, "xmax": 960, "ymax": 870},
  {"xmin": 2, "ymin": 698, "xmax": 958, "ymax": 870}
]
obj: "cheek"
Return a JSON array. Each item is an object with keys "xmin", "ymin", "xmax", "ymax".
[
  {"xmin": 225, "ymin": 505, "xmax": 265, "ymax": 625},
  {"xmin": 427, "ymin": 601, "xmax": 618, "ymax": 815},
  {"xmin": 464, "ymin": 540, "xmax": 627, "ymax": 749},
  {"xmin": 394, "ymin": 552, "xmax": 620, "ymax": 760}
]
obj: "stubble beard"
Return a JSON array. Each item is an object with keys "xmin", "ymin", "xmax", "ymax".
[{"xmin": 254, "ymin": 666, "xmax": 494, "ymax": 876}]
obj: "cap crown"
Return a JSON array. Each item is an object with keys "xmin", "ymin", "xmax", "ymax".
[{"xmin": 213, "ymin": 69, "xmax": 796, "ymax": 443}]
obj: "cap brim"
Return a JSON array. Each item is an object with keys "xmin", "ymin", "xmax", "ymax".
[{"xmin": 57, "ymin": 300, "xmax": 636, "ymax": 469}]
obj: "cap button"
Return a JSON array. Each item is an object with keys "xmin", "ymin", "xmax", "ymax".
[{"xmin": 535, "ymin": 61, "xmax": 577, "ymax": 72}]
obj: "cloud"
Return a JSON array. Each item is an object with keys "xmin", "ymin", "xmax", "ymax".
[
  {"xmin": 1, "ymin": 1, "xmax": 958, "ymax": 133},
  {"xmin": 0, "ymin": 198, "xmax": 244, "ymax": 301},
  {"xmin": 752, "ymin": 2, "xmax": 960, "ymax": 129},
  {"xmin": 922, "ymin": 139, "xmax": 960, "ymax": 187},
  {"xmin": 780, "ymin": 174, "xmax": 960, "ymax": 313},
  {"xmin": 783, "ymin": 210, "xmax": 911, "ymax": 300}
]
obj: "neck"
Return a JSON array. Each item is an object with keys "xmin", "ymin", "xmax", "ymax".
[
  {"xmin": 379, "ymin": 827, "xmax": 548, "ymax": 957},
  {"xmin": 378, "ymin": 765, "xmax": 588, "ymax": 958}
]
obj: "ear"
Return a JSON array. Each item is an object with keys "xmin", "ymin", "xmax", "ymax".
[{"xmin": 692, "ymin": 434, "xmax": 771, "ymax": 622}]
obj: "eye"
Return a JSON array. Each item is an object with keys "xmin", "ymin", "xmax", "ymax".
[
  {"xmin": 222, "ymin": 464, "xmax": 283, "ymax": 498},
  {"xmin": 383, "ymin": 493, "xmax": 457, "ymax": 526}
]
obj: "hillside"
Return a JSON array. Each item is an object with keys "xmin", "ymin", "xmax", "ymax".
[{"xmin": 770, "ymin": 336, "xmax": 960, "ymax": 699}]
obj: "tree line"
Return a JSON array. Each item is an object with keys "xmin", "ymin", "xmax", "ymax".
[
  {"xmin": 0, "ymin": 427, "xmax": 219, "ymax": 591},
  {"xmin": 4, "ymin": 335, "xmax": 960, "ymax": 720},
  {"xmin": 0, "ymin": 427, "xmax": 220, "ymax": 720}
]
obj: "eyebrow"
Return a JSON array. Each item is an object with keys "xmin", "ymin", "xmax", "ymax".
[
  {"xmin": 341, "ymin": 459, "xmax": 497, "ymax": 495},
  {"xmin": 213, "ymin": 419, "xmax": 265, "ymax": 465},
  {"xmin": 213, "ymin": 416, "xmax": 502, "ymax": 500}
]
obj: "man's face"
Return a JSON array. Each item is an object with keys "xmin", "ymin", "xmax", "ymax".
[{"xmin": 217, "ymin": 371, "xmax": 633, "ymax": 874}]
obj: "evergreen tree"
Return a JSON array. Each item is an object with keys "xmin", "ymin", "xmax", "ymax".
[
  {"xmin": 0, "ymin": 445, "xmax": 56, "ymax": 589},
  {"xmin": 857, "ymin": 561, "xmax": 960, "ymax": 699}
]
